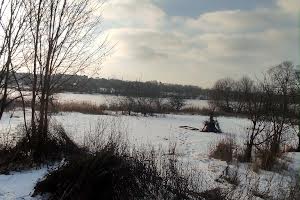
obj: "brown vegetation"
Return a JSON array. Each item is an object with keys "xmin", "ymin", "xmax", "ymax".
[
  {"xmin": 0, "ymin": 122, "xmax": 82, "ymax": 173},
  {"xmin": 209, "ymin": 136, "xmax": 236, "ymax": 163},
  {"xmin": 33, "ymin": 125, "xmax": 204, "ymax": 200},
  {"xmin": 53, "ymin": 102, "xmax": 106, "ymax": 115}
]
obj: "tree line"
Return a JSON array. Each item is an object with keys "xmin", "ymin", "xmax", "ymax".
[
  {"xmin": 209, "ymin": 61, "xmax": 300, "ymax": 162},
  {"xmin": 11, "ymin": 72, "xmax": 209, "ymax": 99}
]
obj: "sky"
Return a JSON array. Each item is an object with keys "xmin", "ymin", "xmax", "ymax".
[{"xmin": 99, "ymin": 0, "xmax": 300, "ymax": 87}]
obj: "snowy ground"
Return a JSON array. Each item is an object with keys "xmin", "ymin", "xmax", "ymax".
[
  {"xmin": 0, "ymin": 168, "xmax": 48, "ymax": 200},
  {"xmin": 0, "ymin": 110, "xmax": 299, "ymax": 199},
  {"xmin": 10, "ymin": 91, "xmax": 210, "ymax": 108}
]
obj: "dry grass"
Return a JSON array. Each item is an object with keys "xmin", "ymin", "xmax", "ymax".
[
  {"xmin": 32, "ymin": 121, "xmax": 205, "ymax": 200},
  {"xmin": 0, "ymin": 122, "xmax": 82, "ymax": 173},
  {"xmin": 209, "ymin": 136, "xmax": 236, "ymax": 163},
  {"xmin": 5, "ymin": 97, "xmax": 249, "ymax": 116},
  {"xmin": 254, "ymin": 147, "xmax": 278, "ymax": 171},
  {"xmin": 52, "ymin": 101, "xmax": 107, "ymax": 115}
]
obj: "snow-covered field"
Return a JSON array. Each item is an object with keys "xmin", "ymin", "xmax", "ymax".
[
  {"xmin": 0, "ymin": 110, "xmax": 299, "ymax": 199},
  {"xmin": 9, "ymin": 91, "xmax": 210, "ymax": 108},
  {"xmin": 0, "ymin": 168, "xmax": 48, "ymax": 200},
  {"xmin": 55, "ymin": 92, "xmax": 210, "ymax": 108}
]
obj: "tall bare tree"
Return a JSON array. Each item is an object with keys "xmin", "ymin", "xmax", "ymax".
[
  {"xmin": 209, "ymin": 77, "xmax": 235, "ymax": 112},
  {"xmin": 0, "ymin": 0, "xmax": 27, "ymax": 120},
  {"xmin": 229, "ymin": 76, "xmax": 255, "ymax": 114},
  {"xmin": 22, "ymin": 0, "xmax": 106, "ymax": 161},
  {"xmin": 240, "ymin": 81, "xmax": 267, "ymax": 162},
  {"xmin": 264, "ymin": 62, "xmax": 298, "ymax": 155}
]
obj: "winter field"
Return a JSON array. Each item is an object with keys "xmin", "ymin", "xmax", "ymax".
[
  {"xmin": 0, "ymin": 109, "xmax": 299, "ymax": 199},
  {"xmin": 11, "ymin": 91, "xmax": 210, "ymax": 108},
  {"xmin": 56, "ymin": 93, "xmax": 210, "ymax": 109}
]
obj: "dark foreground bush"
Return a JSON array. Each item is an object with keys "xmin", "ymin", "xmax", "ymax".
[
  {"xmin": 0, "ymin": 142, "xmax": 34, "ymax": 174},
  {"xmin": 199, "ymin": 188, "xmax": 226, "ymax": 200},
  {"xmin": 34, "ymin": 150, "xmax": 162, "ymax": 200},
  {"xmin": 0, "ymin": 123, "xmax": 82, "ymax": 173},
  {"xmin": 33, "ymin": 135, "xmax": 204, "ymax": 200}
]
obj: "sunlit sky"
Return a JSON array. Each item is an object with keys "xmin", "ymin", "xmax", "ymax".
[{"xmin": 99, "ymin": 0, "xmax": 299, "ymax": 87}]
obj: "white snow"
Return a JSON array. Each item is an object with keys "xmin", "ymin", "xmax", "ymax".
[
  {"xmin": 0, "ymin": 167, "xmax": 48, "ymax": 200},
  {"xmin": 287, "ymin": 152, "xmax": 300, "ymax": 172},
  {"xmin": 55, "ymin": 92, "xmax": 209, "ymax": 108},
  {"xmin": 0, "ymin": 110, "xmax": 299, "ymax": 199}
]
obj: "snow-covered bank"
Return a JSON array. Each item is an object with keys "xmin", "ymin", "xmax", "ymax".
[
  {"xmin": 1, "ymin": 110, "xmax": 251, "ymax": 154},
  {"xmin": 0, "ymin": 110, "xmax": 299, "ymax": 199},
  {"xmin": 0, "ymin": 167, "xmax": 48, "ymax": 199}
]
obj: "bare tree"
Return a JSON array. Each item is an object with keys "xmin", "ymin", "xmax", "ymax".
[
  {"xmin": 296, "ymin": 67, "xmax": 300, "ymax": 151},
  {"xmin": 168, "ymin": 96, "xmax": 186, "ymax": 112},
  {"xmin": 265, "ymin": 62, "xmax": 298, "ymax": 155},
  {"xmin": 209, "ymin": 77, "xmax": 235, "ymax": 112},
  {"xmin": 234, "ymin": 76, "xmax": 254, "ymax": 113},
  {"xmin": 0, "ymin": 0, "xmax": 27, "ymax": 120},
  {"xmin": 21, "ymin": 0, "xmax": 107, "ymax": 161}
]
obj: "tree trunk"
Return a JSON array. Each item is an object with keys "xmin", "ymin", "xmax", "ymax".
[
  {"xmin": 297, "ymin": 134, "xmax": 300, "ymax": 152},
  {"xmin": 0, "ymin": 64, "xmax": 9, "ymax": 120},
  {"xmin": 245, "ymin": 142, "xmax": 253, "ymax": 162}
]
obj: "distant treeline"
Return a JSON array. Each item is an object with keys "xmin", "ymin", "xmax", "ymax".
[{"xmin": 13, "ymin": 73, "xmax": 209, "ymax": 99}]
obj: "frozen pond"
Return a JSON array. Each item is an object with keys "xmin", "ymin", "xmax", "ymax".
[
  {"xmin": 54, "ymin": 92, "xmax": 210, "ymax": 108},
  {"xmin": 9, "ymin": 90, "xmax": 210, "ymax": 108}
]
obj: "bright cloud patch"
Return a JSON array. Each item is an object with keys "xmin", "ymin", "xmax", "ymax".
[
  {"xmin": 277, "ymin": 0, "xmax": 300, "ymax": 14},
  {"xmin": 100, "ymin": 0, "xmax": 299, "ymax": 87}
]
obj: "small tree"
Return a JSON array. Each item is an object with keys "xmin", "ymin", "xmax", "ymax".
[
  {"xmin": 234, "ymin": 76, "xmax": 254, "ymax": 113},
  {"xmin": 168, "ymin": 96, "xmax": 186, "ymax": 111},
  {"xmin": 243, "ymin": 82, "xmax": 268, "ymax": 162},
  {"xmin": 209, "ymin": 77, "xmax": 235, "ymax": 112},
  {"xmin": 266, "ymin": 62, "xmax": 298, "ymax": 155},
  {"xmin": 296, "ymin": 66, "xmax": 300, "ymax": 151}
]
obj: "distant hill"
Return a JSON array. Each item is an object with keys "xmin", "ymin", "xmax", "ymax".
[{"xmin": 13, "ymin": 73, "xmax": 209, "ymax": 99}]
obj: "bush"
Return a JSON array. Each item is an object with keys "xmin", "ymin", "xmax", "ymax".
[
  {"xmin": 209, "ymin": 136, "xmax": 236, "ymax": 163},
  {"xmin": 287, "ymin": 175, "xmax": 300, "ymax": 200},
  {"xmin": 0, "ymin": 122, "xmax": 82, "ymax": 173},
  {"xmin": 52, "ymin": 101, "xmax": 106, "ymax": 115},
  {"xmin": 199, "ymin": 188, "xmax": 226, "ymax": 200},
  {"xmin": 254, "ymin": 144, "xmax": 279, "ymax": 171},
  {"xmin": 33, "ymin": 122, "xmax": 205, "ymax": 200},
  {"xmin": 168, "ymin": 96, "xmax": 186, "ymax": 111},
  {"xmin": 33, "ymin": 149, "xmax": 198, "ymax": 200}
]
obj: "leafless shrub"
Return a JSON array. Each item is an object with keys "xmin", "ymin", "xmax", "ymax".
[
  {"xmin": 33, "ymin": 120, "xmax": 207, "ymax": 200},
  {"xmin": 209, "ymin": 135, "xmax": 236, "ymax": 163},
  {"xmin": 254, "ymin": 146, "xmax": 277, "ymax": 171},
  {"xmin": 52, "ymin": 101, "xmax": 106, "ymax": 115},
  {"xmin": 220, "ymin": 164, "xmax": 240, "ymax": 187},
  {"xmin": 83, "ymin": 118, "xmax": 129, "ymax": 153},
  {"xmin": 199, "ymin": 188, "xmax": 226, "ymax": 200},
  {"xmin": 209, "ymin": 77, "xmax": 236, "ymax": 113},
  {"xmin": 0, "ymin": 121, "xmax": 82, "ymax": 173},
  {"xmin": 286, "ymin": 175, "xmax": 300, "ymax": 200},
  {"xmin": 167, "ymin": 96, "xmax": 186, "ymax": 112},
  {"xmin": 216, "ymin": 162, "xmax": 300, "ymax": 200}
]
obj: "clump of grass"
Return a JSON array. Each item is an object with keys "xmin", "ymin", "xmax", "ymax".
[
  {"xmin": 0, "ymin": 122, "xmax": 82, "ymax": 174},
  {"xmin": 199, "ymin": 188, "xmax": 226, "ymax": 200},
  {"xmin": 33, "ymin": 121, "xmax": 206, "ymax": 200},
  {"xmin": 209, "ymin": 136, "xmax": 236, "ymax": 163},
  {"xmin": 52, "ymin": 101, "xmax": 107, "ymax": 115}
]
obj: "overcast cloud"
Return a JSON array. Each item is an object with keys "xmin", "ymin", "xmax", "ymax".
[{"xmin": 100, "ymin": 0, "xmax": 299, "ymax": 87}]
